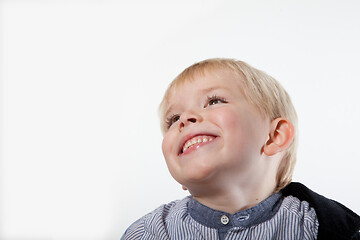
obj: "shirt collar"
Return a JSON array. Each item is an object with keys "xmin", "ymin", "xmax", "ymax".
[{"xmin": 188, "ymin": 192, "xmax": 283, "ymax": 229}]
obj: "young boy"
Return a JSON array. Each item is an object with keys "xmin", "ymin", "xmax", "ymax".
[{"xmin": 121, "ymin": 58, "xmax": 360, "ymax": 239}]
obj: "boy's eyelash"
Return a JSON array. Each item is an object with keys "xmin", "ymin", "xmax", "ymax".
[
  {"xmin": 206, "ymin": 95, "xmax": 228, "ymax": 106},
  {"xmin": 165, "ymin": 114, "xmax": 180, "ymax": 129}
]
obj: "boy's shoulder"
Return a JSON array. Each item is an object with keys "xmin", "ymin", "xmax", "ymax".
[
  {"xmin": 282, "ymin": 182, "xmax": 360, "ymax": 240},
  {"xmin": 121, "ymin": 196, "xmax": 192, "ymax": 240}
]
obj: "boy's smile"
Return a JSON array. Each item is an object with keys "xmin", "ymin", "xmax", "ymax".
[
  {"xmin": 180, "ymin": 134, "xmax": 216, "ymax": 155},
  {"xmin": 162, "ymin": 68, "xmax": 271, "ymax": 189}
]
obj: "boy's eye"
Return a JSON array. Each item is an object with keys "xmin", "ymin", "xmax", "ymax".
[
  {"xmin": 205, "ymin": 95, "xmax": 227, "ymax": 107},
  {"xmin": 165, "ymin": 114, "xmax": 180, "ymax": 129}
]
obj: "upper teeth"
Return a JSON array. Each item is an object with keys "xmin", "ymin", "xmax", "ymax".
[{"xmin": 182, "ymin": 136, "xmax": 214, "ymax": 153}]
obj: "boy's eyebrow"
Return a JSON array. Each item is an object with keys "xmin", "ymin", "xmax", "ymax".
[
  {"xmin": 200, "ymin": 86, "xmax": 228, "ymax": 94},
  {"xmin": 164, "ymin": 86, "xmax": 228, "ymax": 118},
  {"xmin": 164, "ymin": 106, "xmax": 173, "ymax": 119}
]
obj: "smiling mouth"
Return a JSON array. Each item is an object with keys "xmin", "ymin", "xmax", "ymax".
[{"xmin": 180, "ymin": 135, "xmax": 217, "ymax": 154}]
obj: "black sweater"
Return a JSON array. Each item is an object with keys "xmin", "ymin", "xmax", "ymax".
[{"xmin": 282, "ymin": 182, "xmax": 360, "ymax": 239}]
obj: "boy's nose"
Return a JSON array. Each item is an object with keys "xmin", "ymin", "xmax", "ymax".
[{"xmin": 179, "ymin": 111, "xmax": 202, "ymax": 130}]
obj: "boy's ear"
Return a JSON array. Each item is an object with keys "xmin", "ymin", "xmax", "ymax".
[{"xmin": 263, "ymin": 118, "xmax": 295, "ymax": 156}]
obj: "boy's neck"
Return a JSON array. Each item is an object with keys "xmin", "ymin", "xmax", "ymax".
[{"xmin": 190, "ymin": 177, "xmax": 277, "ymax": 214}]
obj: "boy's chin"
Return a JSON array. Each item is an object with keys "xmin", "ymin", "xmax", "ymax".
[
  {"xmin": 175, "ymin": 173, "xmax": 219, "ymax": 194},
  {"xmin": 181, "ymin": 168, "xmax": 216, "ymax": 184}
]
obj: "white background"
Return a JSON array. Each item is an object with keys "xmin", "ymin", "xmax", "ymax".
[{"xmin": 1, "ymin": 0, "xmax": 360, "ymax": 239}]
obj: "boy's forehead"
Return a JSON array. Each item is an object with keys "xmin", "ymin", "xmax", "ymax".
[{"xmin": 170, "ymin": 68, "xmax": 242, "ymax": 94}]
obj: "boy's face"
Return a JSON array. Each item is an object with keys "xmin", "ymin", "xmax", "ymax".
[{"xmin": 162, "ymin": 69, "xmax": 271, "ymax": 189}]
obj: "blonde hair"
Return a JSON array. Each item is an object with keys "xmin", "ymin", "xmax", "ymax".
[{"xmin": 159, "ymin": 58, "xmax": 298, "ymax": 191}]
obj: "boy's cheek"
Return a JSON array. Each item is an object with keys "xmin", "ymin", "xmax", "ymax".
[
  {"xmin": 212, "ymin": 108, "xmax": 241, "ymax": 129},
  {"xmin": 161, "ymin": 137, "xmax": 170, "ymax": 157},
  {"xmin": 162, "ymin": 133, "xmax": 177, "ymax": 158}
]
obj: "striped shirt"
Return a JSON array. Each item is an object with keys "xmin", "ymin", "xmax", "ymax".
[{"xmin": 121, "ymin": 193, "xmax": 319, "ymax": 240}]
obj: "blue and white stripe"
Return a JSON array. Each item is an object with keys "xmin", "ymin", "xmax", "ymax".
[{"xmin": 121, "ymin": 195, "xmax": 318, "ymax": 240}]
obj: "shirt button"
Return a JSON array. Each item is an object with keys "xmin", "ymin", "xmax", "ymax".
[{"xmin": 220, "ymin": 215, "xmax": 230, "ymax": 225}]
